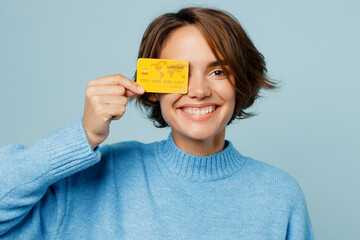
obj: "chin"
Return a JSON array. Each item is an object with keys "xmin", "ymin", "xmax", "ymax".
[
  {"xmin": 184, "ymin": 133, "xmax": 213, "ymax": 141},
  {"xmin": 177, "ymin": 126, "xmax": 224, "ymax": 141}
]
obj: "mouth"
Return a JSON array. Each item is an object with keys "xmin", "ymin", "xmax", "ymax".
[
  {"xmin": 177, "ymin": 104, "xmax": 219, "ymax": 121},
  {"xmin": 180, "ymin": 105, "xmax": 217, "ymax": 115}
]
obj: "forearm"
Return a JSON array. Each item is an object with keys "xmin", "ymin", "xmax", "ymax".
[{"xmin": 0, "ymin": 120, "xmax": 101, "ymax": 236}]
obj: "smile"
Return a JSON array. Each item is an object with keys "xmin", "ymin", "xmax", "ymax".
[{"xmin": 181, "ymin": 105, "xmax": 217, "ymax": 115}]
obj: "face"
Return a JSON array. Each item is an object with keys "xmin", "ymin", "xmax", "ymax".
[{"xmin": 158, "ymin": 25, "xmax": 236, "ymax": 146}]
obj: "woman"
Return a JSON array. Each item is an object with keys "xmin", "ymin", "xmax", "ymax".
[{"xmin": 0, "ymin": 7, "xmax": 314, "ymax": 239}]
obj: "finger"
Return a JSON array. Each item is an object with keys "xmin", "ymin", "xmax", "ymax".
[
  {"xmin": 87, "ymin": 85, "xmax": 145, "ymax": 98},
  {"xmin": 124, "ymin": 89, "xmax": 144, "ymax": 98},
  {"xmin": 99, "ymin": 95, "xmax": 128, "ymax": 106},
  {"xmin": 105, "ymin": 104, "xmax": 126, "ymax": 121},
  {"xmin": 110, "ymin": 115, "xmax": 122, "ymax": 121},
  {"xmin": 87, "ymin": 85, "xmax": 126, "ymax": 97},
  {"xmin": 89, "ymin": 74, "xmax": 145, "ymax": 94}
]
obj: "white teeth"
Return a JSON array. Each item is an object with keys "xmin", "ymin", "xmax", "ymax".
[{"xmin": 182, "ymin": 106, "xmax": 216, "ymax": 115}]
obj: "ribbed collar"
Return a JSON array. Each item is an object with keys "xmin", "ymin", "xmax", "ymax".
[{"xmin": 156, "ymin": 134, "xmax": 246, "ymax": 182}]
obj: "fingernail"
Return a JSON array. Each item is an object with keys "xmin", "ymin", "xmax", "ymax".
[{"xmin": 138, "ymin": 85, "xmax": 145, "ymax": 92}]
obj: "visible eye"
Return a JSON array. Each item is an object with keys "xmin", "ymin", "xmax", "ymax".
[
  {"xmin": 213, "ymin": 70, "xmax": 224, "ymax": 76},
  {"xmin": 210, "ymin": 69, "xmax": 226, "ymax": 79}
]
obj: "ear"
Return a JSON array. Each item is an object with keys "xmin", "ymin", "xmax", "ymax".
[{"xmin": 147, "ymin": 93, "xmax": 159, "ymax": 102}]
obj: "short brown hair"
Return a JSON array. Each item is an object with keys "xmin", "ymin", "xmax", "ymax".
[{"xmin": 134, "ymin": 7, "xmax": 276, "ymax": 128}]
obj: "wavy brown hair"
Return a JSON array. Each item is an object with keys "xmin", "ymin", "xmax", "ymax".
[{"xmin": 134, "ymin": 7, "xmax": 276, "ymax": 127}]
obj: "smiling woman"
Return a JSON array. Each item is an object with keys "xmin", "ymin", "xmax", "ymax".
[
  {"xmin": 0, "ymin": 6, "xmax": 314, "ymax": 240},
  {"xmin": 156, "ymin": 25, "xmax": 236, "ymax": 155},
  {"xmin": 136, "ymin": 7, "xmax": 275, "ymax": 129}
]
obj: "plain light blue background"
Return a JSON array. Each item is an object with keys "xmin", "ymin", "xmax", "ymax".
[{"xmin": 1, "ymin": 0, "xmax": 359, "ymax": 239}]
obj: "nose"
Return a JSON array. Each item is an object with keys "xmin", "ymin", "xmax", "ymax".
[{"xmin": 187, "ymin": 71, "xmax": 211, "ymax": 99}]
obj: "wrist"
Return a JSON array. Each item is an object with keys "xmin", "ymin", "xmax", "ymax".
[{"xmin": 84, "ymin": 129, "xmax": 102, "ymax": 150}]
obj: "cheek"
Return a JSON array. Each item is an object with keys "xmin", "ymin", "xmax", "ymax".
[
  {"xmin": 158, "ymin": 95, "xmax": 169, "ymax": 119},
  {"xmin": 225, "ymin": 78, "xmax": 237, "ymax": 106},
  {"xmin": 227, "ymin": 93, "xmax": 236, "ymax": 115},
  {"xmin": 216, "ymin": 82, "xmax": 236, "ymax": 105},
  {"xmin": 216, "ymin": 83, "xmax": 237, "ymax": 119},
  {"xmin": 158, "ymin": 94, "xmax": 181, "ymax": 122},
  {"xmin": 227, "ymin": 78, "xmax": 237, "ymax": 104},
  {"xmin": 226, "ymin": 88, "xmax": 236, "ymax": 103}
]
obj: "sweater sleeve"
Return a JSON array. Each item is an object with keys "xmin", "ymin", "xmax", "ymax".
[
  {"xmin": 0, "ymin": 119, "xmax": 101, "ymax": 237},
  {"xmin": 286, "ymin": 180, "xmax": 314, "ymax": 240}
]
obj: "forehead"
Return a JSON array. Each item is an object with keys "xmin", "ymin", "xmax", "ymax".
[{"xmin": 159, "ymin": 25, "xmax": 218, "ymax": 63}]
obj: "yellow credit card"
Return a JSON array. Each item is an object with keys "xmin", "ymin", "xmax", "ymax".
[{"xmin": 136, "ymin": 58, "xmax": 189, "ymax": 94}]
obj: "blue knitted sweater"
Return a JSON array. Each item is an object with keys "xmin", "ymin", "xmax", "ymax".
[{"xmin": 0, "ymin": 120, "xmax": 314, "ymax": 239}]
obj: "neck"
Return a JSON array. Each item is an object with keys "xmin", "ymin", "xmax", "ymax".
[{"xmin": 171, "ymin": 129, "xmax": 226, "ymax": 156}]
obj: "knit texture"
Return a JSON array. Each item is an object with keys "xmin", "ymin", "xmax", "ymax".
[{"xmin": 0, "ymin": 120, "xmax": 314, "ymax": 239}]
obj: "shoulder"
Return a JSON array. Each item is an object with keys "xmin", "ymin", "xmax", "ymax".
[
  {"xmin": 242, "ymin": 157, "xmax": 306, "ymax": 204},
  {"xmin": 98, "ymin": 140, "xmax": 161, "ymax": 167},
  {"xmin": 240, "ymin": 157, "xmax": 313, "ymax": 237},
  {"xmin": 101, "ymin": 140, "xmax": 157, "ymax": 158},
  {"xmin": 70, "ymin": 140, "xmax": 160, "ymax": 182},
  {"xmin": 244, "ymin": 157, "xmax": 297, "ymax": 183}
]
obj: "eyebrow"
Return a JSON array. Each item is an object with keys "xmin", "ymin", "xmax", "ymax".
[
  {"xmin": 187, "ymin": 60, "xmax": 229, "ymax": 72},
  {"xmin": 208, "ymin": 60, "xmax": 227, "ymax": 67}
]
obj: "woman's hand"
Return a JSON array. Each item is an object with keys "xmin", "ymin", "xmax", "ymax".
[{"xmin": 82, "ymin": 74, "xmax": 145, "ymax": 149}]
